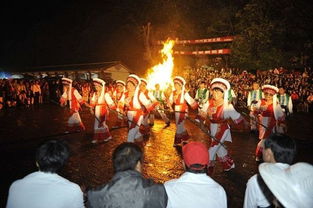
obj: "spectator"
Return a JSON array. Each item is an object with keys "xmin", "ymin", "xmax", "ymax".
[
  {"xmin": 165, "ymin": 141, "xmax": 227, "ymax": 208},
  {"xmin": 259, "ymin": 162, "xmax": 313, "ymax": 208},
  {"xmin": 6, "ymin": 140, "xmax": 84, "ymax": 208},
  {"xmin": 87, "ymin": 142, "xmax": 168, "ymax": 208},
  {"xmin": 243, "ymin": 133, "xmax": 297, "ymax": 208}
]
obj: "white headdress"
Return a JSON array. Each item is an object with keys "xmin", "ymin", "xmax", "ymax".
[
  {"xmin": 261, "ymin": 84, "xmax": 283, "ymax": 119},
  {"xmin": 173, "ymin": 76, "xmax": 186, "ymax": 103},
  {"xmin": 93, "ymin": 78, "xmax": 106, "ymax": 99},
  {"xmin": 210, "ymin": 78, "xmax": 231, "ymax": 106},
  {"xmin": 127, "ymin": 74, "xmax": 141, "ymax": 108},
  {"xmin": 61, "ymin": 77, "xmax": 73, "ymax": 100}
]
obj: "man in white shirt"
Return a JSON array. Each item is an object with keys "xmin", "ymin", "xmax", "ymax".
[
  {"xmin": 165, "ymin": 141, "xmax": 227, "ymax": 208},
  {"xmin": 243, "ymin": 133, "xmax": 296, "ymax": 208},
  {"xmin": 6, "ymin": 140, "xmax": 84, "ymax": 208}
]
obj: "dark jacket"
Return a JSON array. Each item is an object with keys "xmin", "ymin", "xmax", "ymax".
[{"xmin": 87, "ymin": 170, "xmax": 168, "ymax": 208}]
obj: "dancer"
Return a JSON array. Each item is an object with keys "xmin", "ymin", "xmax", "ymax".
[
  {"xmin": 194, "ymin": 81, "xmax": 209, "ymax": 123},
  {"xmin": 252, "ymin": 84, "xmax": 286, "ymax": 161},
  {"xmin": 59, "ymin": 78, "xmax": 85, "ymax": 132},
  {"xmin": 201, "ymin": 78, "xmax": 246, "ymax": 173},
  {"xmin": 124, "ymin": 75, "xmax": 155, "ymax": 143},
  {"xmin": 169, "ymin": 76, "xmax": 197, "ymax": 146},
  {"xmin": 247, "ymin": 82, "xmax": 263, "ymax": 133},
  {"xmin": 151, "ymin": 83, "xmax": 170, "ymax": 127},
  {"xmin": 113, "ymin": 80, "xmax": 126, "ymax": 127},
  {"xmin": 139, "ymin": 78, "xmax": 158, "ymax": 138},
  {"xmin": 90, "ymin": 78, "xmax": 116, "ymax": 143}
]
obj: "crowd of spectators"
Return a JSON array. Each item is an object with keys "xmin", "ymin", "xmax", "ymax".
[
  {"xmin": 1, "ymin": 66, "xmax": 313, "ymax": 113},
  {"xmin": 0, "ymin": 79, "xmax": 97, "ymax": 110},
  {"xmin": 184, "ymin": 66, "xmax": 313, "ymax": 113},
  {"xmin": 6, "ymin": 135, "xmax": 313, "ymax": 208}
]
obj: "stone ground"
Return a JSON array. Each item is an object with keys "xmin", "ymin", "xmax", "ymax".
[{"xmin": 0, "ymin": 104, "xmax": 312, "ymax": 207}]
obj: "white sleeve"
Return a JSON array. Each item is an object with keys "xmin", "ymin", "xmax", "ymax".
[
  {"xmin": 61, "ymin": 91, "xmax": 67, "ymax": 100},
  {"xmin": 169, "ymin": 93, "xmax": 173, "ymax": 105},
  {"xmin": 224, "ymin": 104, "xmax": 241, "ymax": 122},
  {"xmin": 184, "ymin": 92, "xmax": 196, "ymax": 106},
  {"xmin": 148, "ymin": 91, "xmax": 156, "ymax": 102},
  {"xmin": 139, "ymin": 92, "xmax": 151, "ymax": 108},
  {"xmin": 105, "ymin": 93, "xmax": 115, "ymax": 107},
  {"xmin": 73, "ymin": 89, "xmax": 82, "ymax": 101}
]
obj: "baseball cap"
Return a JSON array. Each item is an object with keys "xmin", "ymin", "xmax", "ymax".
[{"xmin": 183, "ymin": 142, "xmax": 209, "ymax": 170}]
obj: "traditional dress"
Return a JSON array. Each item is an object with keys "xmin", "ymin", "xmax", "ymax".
[
  {"xmin": 247, "ymin": 87, "xmax": 263, "ymax": 131},
  {"xmin": 125, "ymin": 75, "xmax": 155, "ymax": 142},
  {"xmin": 90, "ymin": 78, "xmax": 116, "ymax": 143},
  {"xmin": 59, "ymin": 78, "xmax": 85, "ymax": 132},
  {"xmin": 169, "ymin": 76, "xmax": 197, "ymax": 146},
  {"xmin": 113, "ymin": 80, "xmax": 126, "ymax": 127},
  {"xmin": 201, "ymin": 78, "xmax": 244, "ymax": 171},
  {"xmin": 139, "ymin": 78, "xmax": 158, "ymax": 138},
  {"xmin": 253, "ymin": 85, "xmax": 285, "ymax": 160}
]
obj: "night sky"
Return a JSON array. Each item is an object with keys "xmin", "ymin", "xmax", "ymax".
[
  {"xmin": 1, "ymin": 1, "xmax": 312, "ymax": 72},
  {"xmin": 0, "ymin": 1, "xmax": 151, "ymax": 71}
]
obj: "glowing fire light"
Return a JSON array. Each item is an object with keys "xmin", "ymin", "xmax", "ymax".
[{"xmin": 146, "ymin": 39, "xmax": 175, "ymax": 90}]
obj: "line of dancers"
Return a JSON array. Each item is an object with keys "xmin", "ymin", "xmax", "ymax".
[{"xmin": 59, "ymin": 74, "xmax": 288, "ymax": 173}]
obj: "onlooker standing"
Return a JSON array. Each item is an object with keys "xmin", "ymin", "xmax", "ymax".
[
  {"xmin": 6, "ymin": 140, "xmax": 84, "ymax": 208},
  {"xmin": 165, "ymin": 141, "xmax": 227, "ymax": 208},
  {"xmin": 87, "ymin": 142, "xmax": 168, "ymax": 208},
  {"xmin": 243, "ymin": 133, "xmax": 297, "ymax": 208},
  {"xmin": 31, "ymin": 80, "xmax": 41, "ymax": 106}
]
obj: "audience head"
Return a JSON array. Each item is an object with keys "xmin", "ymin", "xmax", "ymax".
[
  {"xmin": 259, "ymin": 162, "xmax": 313, "ymax": 208},
  {"xmin": 183, "ymin": 141, "xmax": 209, "ymax": 174},
  {"xmin": 263, "ymin": 133, "xmax": 297, "ymax": 164},
  {"xmin": 36, "ymin": 140, "xmax": 70, "ymax": 173},
  {"xmin": 112, "ymin": 142, "xmax": 143, "ymax": 173}
]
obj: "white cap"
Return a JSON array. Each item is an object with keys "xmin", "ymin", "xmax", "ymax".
[{"xmin": 259, "ymin": 162, "xmax": 313, "ymax": 208}]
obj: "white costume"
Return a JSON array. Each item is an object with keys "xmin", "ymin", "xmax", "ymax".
[
  {"xmin": 169, "ymin": 76, "xmax": 197, "ymax": 145},
  {"xmin": 253, "ymin": 85, "xmax": 285, "ymax": 160},
  {"xmin": 201, "ymin": 78, "xmax": 244, "ymax": 171},
  {"xmin": 125, "ymin": 75, "xmax": 155, "ymax": 142},
  {"xmin": 6, "ymin": 171, "xmax": 84, "ymax": 208},
  {"xmin": 165, "ymin": 172, "xmax": 227, "ymax": 208},
  {"xmin": 59, "ymin": 78, "xmax": 85, "ymax": 131},
  {"xmin": 90, "ymin": 78, "xmax": 116, "ymax": 143},
  {"xmin": 113, "ymin": 80, "xmax": 126, "ymax": 125},
  {"xmin": 139, "ymin": 78, "xmax": 158, "ymax": 137}
]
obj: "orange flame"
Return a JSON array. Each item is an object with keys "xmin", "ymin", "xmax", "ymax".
[{"xmin": 146, "ymin": 40, "xmax": 175, "ymax": 90}]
